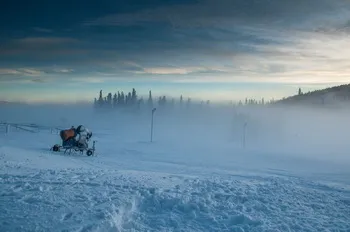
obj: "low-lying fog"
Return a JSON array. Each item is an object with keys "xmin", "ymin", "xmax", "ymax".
[{"xmin": 1, "ymin": 102, "xmax": 350, "ymax": 165}]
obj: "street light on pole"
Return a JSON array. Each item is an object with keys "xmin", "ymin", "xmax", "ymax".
[
  {"xmin": 6, "ymin": 123, "xmax": 10, "ymax": 134},
  {"xmin": 151, "ymin": 108, "xmax": 156, "ymax": 142},
  {"xmin": 243, "ymin": 122, "xmax": 247, "ymax": 149}
]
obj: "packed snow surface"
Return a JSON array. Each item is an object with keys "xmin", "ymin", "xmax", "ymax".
[{"xmin": 1, "ymin": 104, "xmax": 350, "ymax": 232}]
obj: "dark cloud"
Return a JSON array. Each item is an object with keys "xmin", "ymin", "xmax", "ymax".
[
  {"xmin": 32, "ymin": 27, "xmax": 53, "ymax": 33},
  {"xmin": 0, "ymin": 0, "xmax": 350, "ymax": 86},
  {"xmin": 31, "ymin": 78, "xmax": 46, "ymax": 83},
  {"xmin": 85, "ymin": 0, "xmax": 349, "ymax": 30}
]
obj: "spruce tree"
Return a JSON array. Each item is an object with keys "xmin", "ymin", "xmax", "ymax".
[
  {"xmin": 162, "ymin": 96, "xmax": 167, "ymax": 106},
  {"xmin": 138, "ymin": 97, "xmax": 144, "ymax": 110},
  {"xmin": 98, "ymin": 90, "xmax": 104, "ymax": 107},
  {"xmin": 107, "ymin": 93, "xmax": 112, "ymax": 107},
  {"xmin": 113, "ymin": 93, "xmax": 117, "ymax": 108},
  {"xmin": 186, "ymin": 98, "xmax": 191, "ymax": 108},
  {"xmin": 120, "ymin": 92, "xmax": 125, "ymax": 105},
  {"xmin": 94, "ymin": 98, "xmax": 97, "ymax": 108},
  {"xmin": 125, "ymin": 94, "xmax": 129, "ymax": 105},
  {"xmin": 127, "ymin": 92, "xmax": 132, "ymax": 105},
  {"xmin": 131, "ymin": 88, "xmax": 137, "ymax": 105},
  {"xmin": 117, "ymin": 91, "xmax": 121, "ymax": 105},
  {"xmin": 148, "ymin": 90, "xmax": 153, "ymax": 109}
]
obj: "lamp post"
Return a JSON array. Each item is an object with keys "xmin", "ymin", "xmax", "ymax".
[
  {"xmin": 243, "ymin": 122, "xmax": 247, "ymax": 149},
  {"xmin": 5, "ymin": 123, "xmax": 10, "ymax": 134},
  {"xmin": 151, "ymin": 108, "xmax": 156, "ymax": 142}
]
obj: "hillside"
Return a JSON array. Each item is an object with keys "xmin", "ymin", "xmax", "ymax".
[{"xmin": 275, "ymin": 84, "xmax": 350, "ymax": 106}]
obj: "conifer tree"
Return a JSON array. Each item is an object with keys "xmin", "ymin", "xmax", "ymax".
[
  {"xmin": 117, "ymin": 91, "xmax": 121, "ymax": 105},
  {"xmin": 127, "ymin": 92, "xmax": 132, "ymax": 105},
  {"xmin": 125, "ymin": 94, "xmax": 129, "ymax": 105},
  {"xmin": 120, "ymin": 92, "xmax": 125, "ymax": 105},
  {"xmin": 131, "ymin": 88, "xmax": 137, "ymax": 105},
  {"xmin": 148, "ymin": 90, "xmax": 153, "ymax": 108},
  {"xmin": 158, "ymin": 96, "xmax": 162, "ymax": 107},
  {"xmin": 94, "ymin": 98, "xmax": 97, "ymax": 108},
  {"xmin": 186, "ymin": 98, "xmax": 191, "ymax": 108},
  {"xmin": 113, "ymin": 93, "xmax": 117, "ymax": 108},
  {"xmin": 138, "ymin": 97, "xmax": 144, "ymax": 110},
  {"xmin": 107, "ymin": 93, "xmax": 112, "ymax": 107},
  {"xmin": 162, "ymin": 96, "xmax": 167, "ymax": 106},
  {"xmin": 98, "ymin": 90, "xmax": 104, "ymax": 107}
]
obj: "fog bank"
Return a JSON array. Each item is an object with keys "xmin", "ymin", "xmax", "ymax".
[{"xmin": 1, "ymin": 102, "xmax": 350, "ymax": 165}]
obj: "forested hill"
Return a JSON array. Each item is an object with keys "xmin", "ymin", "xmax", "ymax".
[{"xmin": 275, "ymin": 84, "xmax": 350, "ymax": 106}]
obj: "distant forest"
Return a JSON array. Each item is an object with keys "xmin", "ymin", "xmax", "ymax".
[
  {"xmin": 275, "ymin": 84, "xmax": 350, "ymax": 106},
  {"xmin": 93, "ymin": 88, "xmax": 271, "ymax": 110},
  {"xmin": 93, "ymin": 83, "xmax": 350, "ymax": 110}
]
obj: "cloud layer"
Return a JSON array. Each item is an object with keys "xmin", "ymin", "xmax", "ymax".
[{"xmin": 1, "ymin": 0, "xmax": 350, "ymax": 101}]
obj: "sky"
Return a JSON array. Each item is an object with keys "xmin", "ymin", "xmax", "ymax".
[{"xmin": 1, "ymin": 0, "xmax": 350, "ymax": 103}]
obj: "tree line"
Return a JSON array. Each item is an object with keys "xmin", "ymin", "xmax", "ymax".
[
  {"xmin": 93, "ymin": 89, "xmax": 199, "ymax": 110},
  {"xmin": 93, "ymin": 88, "xmax": 275, "ymax": 111}
]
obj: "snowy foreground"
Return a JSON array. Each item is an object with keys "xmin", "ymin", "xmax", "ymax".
[{"xmin": 1, "ymin": 104, "xmax": 350, "ymax": 232}]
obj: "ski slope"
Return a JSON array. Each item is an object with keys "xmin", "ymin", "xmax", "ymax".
[{"xmin": 1, "ymin": 104, "xmax": 350, "ymax": 232}]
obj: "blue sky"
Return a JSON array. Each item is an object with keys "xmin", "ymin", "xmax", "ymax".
[{"xmin": 1, "ymin": 0, "xmax": 350, "ymax": 103}]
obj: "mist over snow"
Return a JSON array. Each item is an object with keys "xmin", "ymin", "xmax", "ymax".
[
  {"xmin": 2, "ymin": 102, "xmax": 350, "ymax": 164},
  {"xmin": 1, "ymin": 102, "xmax": 350, "ymax": 231}
]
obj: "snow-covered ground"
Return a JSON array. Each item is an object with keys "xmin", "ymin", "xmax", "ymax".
[{"xmin": 1, "ymin": 104, "xmax": 350, "ymax": 232}]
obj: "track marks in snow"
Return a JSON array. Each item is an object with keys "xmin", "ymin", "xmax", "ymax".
[
  {"xmin": 61, "ymin": 212, "xmax": 73, "ymax": 221},
  {"xmin": 0, "ymin": 169, "xmax": 185, "ymax": 232},
  {"xmin": 131, "ymin": 177, "xmax": 350, "ymax": 232},
  {"xmin": 1, "ymin": 168, "xmax": 350, "ymax": 231}
]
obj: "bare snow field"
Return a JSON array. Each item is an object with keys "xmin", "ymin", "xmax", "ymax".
[{"xmin": 1, "ymin": 104, "xmax": 350, "ymax": 232}]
